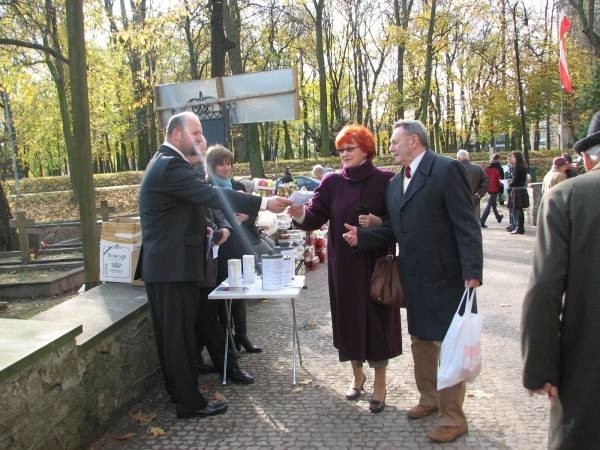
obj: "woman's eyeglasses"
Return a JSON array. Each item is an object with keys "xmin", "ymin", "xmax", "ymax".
[{"xmin": 337, "ymin": 145, "xmax": 360, "ymax": 153}]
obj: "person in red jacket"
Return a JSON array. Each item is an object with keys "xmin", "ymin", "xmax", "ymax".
[{"xmin": 480, "ymin": 153, "xmax": 505, "ymax": 227}]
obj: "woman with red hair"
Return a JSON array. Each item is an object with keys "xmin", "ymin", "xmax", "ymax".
[{"xmin": 289, "ymin": 124, "xmax": 402, "ymax": 413}]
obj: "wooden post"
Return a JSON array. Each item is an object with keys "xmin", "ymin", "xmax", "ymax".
[
  {"xmin": 9, "ymin": 212, "xmax": 34, "ymax": 264},
  {"xmin": 95, "ymin": 200, "xmax": 116, "ymax": 222}
]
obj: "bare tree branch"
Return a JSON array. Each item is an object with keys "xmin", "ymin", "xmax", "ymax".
[{"xmin": 0, "ymin": 38, "xmax": 69, "ymax": 63}]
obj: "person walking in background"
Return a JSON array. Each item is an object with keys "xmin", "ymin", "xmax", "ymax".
[
  {"xmin": 480, "ymin": 153, "xmax": 504, "ymax": 227},
  {"xmin": 312, "ymin": 164, "xmax": 324, "ymax": 180},
  {"xmin": 343, "ymin": 120, "xmax": 483, "ymax": 443},
  {"xmin": 521, "ymin": 111, "xmax": 600, "ymax": 449},
  {"xmin": 541, "ymin": 157, "xmax": 569, "ymax": 194},
  {"xmin": 288, "ymin": 124, "xmax": 401, "ymax": 414},
  {"xmin": 456, "ymin": 150, "xmax": 488, "ymax": 220},
  {"xmin": 507, "ymin": 151, "xmax": 529, "ymax": 235},
  {"xmin": 137, "ymin": 111, "xmax": 291, "ymax": 418}
]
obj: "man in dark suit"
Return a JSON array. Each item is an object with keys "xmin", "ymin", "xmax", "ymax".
[
  {"xmin": 343, "ymin": 120, "xmax": 483, "ymax": 442},
  {"xmin": 138, "ymin": 111, "xmax": 291, "ymax": 419}
]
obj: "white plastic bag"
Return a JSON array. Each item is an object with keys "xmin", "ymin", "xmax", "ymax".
[{"xmin": 437, "ymin": 288, "xmax": 482, "ymax": 390}]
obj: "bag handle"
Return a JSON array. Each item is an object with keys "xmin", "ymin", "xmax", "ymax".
[{"xmin": 455, "ymin": 287, "xmax": 477, "ymax": 317}]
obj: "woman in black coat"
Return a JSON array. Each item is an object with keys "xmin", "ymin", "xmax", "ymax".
[
  {"xmin": 507, "ymin": 151, "xmax": 529, "ymax": 234},
  {"xmin": 205, "ymin": 145, "xmax": 272, "ymax": 353}
]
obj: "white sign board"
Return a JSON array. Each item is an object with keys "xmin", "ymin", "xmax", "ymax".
[{"xmin": 155, "ymin": 68, "xmax": 300, "ymax": 128}]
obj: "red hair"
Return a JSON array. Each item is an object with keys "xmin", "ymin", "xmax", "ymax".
[{"xmin": 335, "ymin": 124, "xmax": 376, "ymax": 159}]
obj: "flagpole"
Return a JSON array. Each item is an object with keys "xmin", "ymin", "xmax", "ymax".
[{"xmin": 560, "ymin": 87, "xmax": 564, "ymax": 152}]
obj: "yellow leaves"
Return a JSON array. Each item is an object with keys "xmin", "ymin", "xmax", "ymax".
[
  {"xmin": 112, "ymin": 432, "xmax": 135, "ymax": 441},
  {"xmin": 129, "ymin": 410, "xmax": 156, "ymax": 424},
  {"xmin": 148, "ymin": 426, "xmax": 166, "ymax": 437}
]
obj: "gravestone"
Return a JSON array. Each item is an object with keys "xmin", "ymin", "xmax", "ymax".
[
  {"xmin": 96, "ymin": 201, "xmax": 116, "ymax": 222},
  {"xmin": 9, "ymin": 212, "xmax": 34, "ymax": 264}
]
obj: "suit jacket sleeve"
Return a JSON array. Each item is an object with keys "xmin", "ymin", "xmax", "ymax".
[
  {"xmin": 165, "ymin": 157, "xmax": 261, "ymax": 216},
  {"xmin": 521, "ymin": 189, "xmax": 568, "ymax": 390},
  {"xmin": 444, "ymin": 160, "xmax": 483, "ymax": 282}
]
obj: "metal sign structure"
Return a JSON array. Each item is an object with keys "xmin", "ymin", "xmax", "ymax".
[{"xmin": 154, "ymin": 68, "xmax": 300, "ymax": 146}]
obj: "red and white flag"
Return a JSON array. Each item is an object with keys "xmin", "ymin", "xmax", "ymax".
[{"xmin": 558, "ymin": 15, "xmax": 573, "ymax": 94}]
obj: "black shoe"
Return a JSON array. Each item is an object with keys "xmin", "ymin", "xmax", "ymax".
[
  {"xmin": 480, "ymin": 223, "xmax": 488, "ymax": 228},
  {"xmin": 506, "ymin": 225, "xmax": 515, "ymax": 232},
  {"xmin": 369, "ymin": 392, "xmax": 386, "ymax": 414},
  {"xmin": 227, "ymin": 367, "xmax": 255, "ymax": 384},
  {"xmin": 511, "ymin": 229, "xmax": 525, "ymax": 235},
  {"xmin": 176, "ymin": 400, "xmax": 228, "ymax": 419},
  {"xmin": 497, "ymin": 214, "xmax": 504, "ymax": 223},
  {"xmin": 235, "ymin": 335, "xmax": 263, "ymax": 353}
]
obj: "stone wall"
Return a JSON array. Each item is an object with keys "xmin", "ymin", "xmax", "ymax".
[
  {"xmin": 0, "ymin": 284, "xmax": 160, "ymax": 450},
  {"xmin": 0, "ymin": 340, "xmax": 85, "ymax": 450}
]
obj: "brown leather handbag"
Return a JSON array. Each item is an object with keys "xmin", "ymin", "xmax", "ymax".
[{"xmin": 370, "ymin": 250, "xmax": 404, "ymax": 308}]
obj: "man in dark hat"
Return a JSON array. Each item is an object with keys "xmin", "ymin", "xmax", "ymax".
[{"xmin": 521, "ymin": 111, "xmax": 600, "ymax": 449}]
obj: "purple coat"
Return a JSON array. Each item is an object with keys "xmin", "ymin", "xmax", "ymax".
[{"xmin": 297, "ymin": 160, "xmax": 402, "ymax": 362}]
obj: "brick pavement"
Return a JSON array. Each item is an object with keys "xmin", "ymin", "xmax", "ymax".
[{"xmin": 93, "ymin": 214, "xmax": 550, "ymax": 449}]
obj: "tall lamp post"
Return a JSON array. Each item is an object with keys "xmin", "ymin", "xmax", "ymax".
[
  {"xmin": 0, "ymin": 85, "xmax": 19, "ymax": 195},
  {"xmin": 510, "ymin": 0, "xmax": 530, "ymax": 167}
]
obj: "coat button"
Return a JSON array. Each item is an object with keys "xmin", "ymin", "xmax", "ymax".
[{"xmin": 401, "ymin": 232, "xmax": 407, "ymax": 238}]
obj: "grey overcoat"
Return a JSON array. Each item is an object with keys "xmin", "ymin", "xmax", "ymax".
[
  {"xmin": 521, "ymin": 163, "xmax": 600, "ymax": 449},
  {"xmin": 359, "ymin": 150, "xmax": 483, "ymax": 341}
]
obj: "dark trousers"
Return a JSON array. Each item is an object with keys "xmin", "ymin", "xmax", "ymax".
[
  {"xmin": 512, "ymin": 208, "xmax": 525, "ymax": 232},
  {"xmin": 481, "ymin": 192, "xmax": 502, "ymax": 224},
  {"xmin": 146, "ymin": 282, "xmax": 207, "ymax": 413},
  {"xmin": 197, "ymin": 287, "xmax": 239, "ymax": 373}
]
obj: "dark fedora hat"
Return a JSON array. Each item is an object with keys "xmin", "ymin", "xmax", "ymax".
[{"xmin": 574, "ymin": 112, "xmax": 600, "ymax": 154}]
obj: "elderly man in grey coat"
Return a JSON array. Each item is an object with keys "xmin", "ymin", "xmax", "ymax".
[
  {"xmin": 457, "ymin": 150, "xmax": 488, "ymax": 222},
  {"xmin": 521, "ymin": 111, "xmax": 600, "ymax": 449}
]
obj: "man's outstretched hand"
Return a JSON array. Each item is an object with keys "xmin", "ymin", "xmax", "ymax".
[
  {"xmin": 266, "ymin": 196, "xmax": 293, "ymax": 213},
  {"xmin": 343, "ymin": 223, "xmax": 358, "ymax": 247}
]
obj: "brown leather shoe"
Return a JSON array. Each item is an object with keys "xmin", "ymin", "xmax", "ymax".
[
  {"xmin": 427, "ymin": 424, "xmax": 468, "ymax": 442},
  {"xmin": 407, "ymin": 404, "xmax": 438, "ymax": 420}
]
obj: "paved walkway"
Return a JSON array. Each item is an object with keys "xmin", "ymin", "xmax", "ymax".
[{"xmin": 94, "ymin": 212, "xmax": 550, "ymax": 449}]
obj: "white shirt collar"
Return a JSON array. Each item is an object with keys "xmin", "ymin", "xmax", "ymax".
[
  {"xmin": 409, "ymin": 149, "xmax": 427, "ymax": 174},
  {"xmin": 163, "ymin": 141, "xmax": 190, "ymax": 163}
]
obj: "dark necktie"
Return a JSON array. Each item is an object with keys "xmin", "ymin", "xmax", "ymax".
[{"xmin": 405, "ymin": 166, "xmax": 412, "ymax": 179}]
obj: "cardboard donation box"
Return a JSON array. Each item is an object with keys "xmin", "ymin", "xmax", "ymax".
[{"xmin": 100, "ymin": 217, "xmax": 143, "ymax": 285}]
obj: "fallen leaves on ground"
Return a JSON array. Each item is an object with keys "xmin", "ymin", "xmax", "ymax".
[
  {"xmin": 213, "ymin": 392, "xmax": 225, "ymax": 402},
  {"xmin": 148, "ymin": 426, "xmax": 166, "ymax": 437},
  {"xmin": 302, "ymin": 320, "xmax": 317, "ymax": 330},
  {"xmin": 293, "ymin": 387, "xmax": 303, "ymax": 393},
  {"xmin": 298, "ymin": 379, "xmax": 312, "ymax": 385},
  {"xmin": 112, "ymin": 432, "xmax": 135, "ymax": 441},
  {"xmin": 467, "ymin": 389, "xmax": 494, "ymax": 399},
  {"xmin": 129, "ymin": 410, "xmax": 156, "ymax": 424}
]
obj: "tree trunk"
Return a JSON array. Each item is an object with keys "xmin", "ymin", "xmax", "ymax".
[
  {"xmin": 66, "ymin": 0, "xmax": 99, "ymax": 288},
  {"xmin": 224, "ymin": 0, "xmax": 264, "ymax": 173},
  {"xmin": 0, "ymin": 182, "xmax": 17, "ymax": 251},
  {"xmin": 418, "ymin": 0, "xmax": 437, "ymax": 124},
  {"xmin": 312, "ymin": 0, "xmax": 331, "ymax": 155},
  {"xmin": 283, "ymin": 120, "xmax": 294, "ymax": 159},
  {"xmin": 393, "ymin": 0, "xmax": 414, "ymax": 120}
]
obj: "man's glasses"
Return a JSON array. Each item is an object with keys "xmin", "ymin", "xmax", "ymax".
[{"xmin": 337, "ymin": 145, "xmax": 360, "ymax": 153}]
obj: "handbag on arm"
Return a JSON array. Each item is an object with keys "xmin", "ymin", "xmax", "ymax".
[{"xmin": 370, "ymin": 248, "xmax": 404, "ymax": 308}]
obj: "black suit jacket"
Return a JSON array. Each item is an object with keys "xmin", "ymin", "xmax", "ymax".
[
  {"xmin": 138, "ymin": 145, "xmax": 262, "ymax": 283},
  {"xmin": 359, "ymin": 150, "xmax": 483, "ymax": 340}
]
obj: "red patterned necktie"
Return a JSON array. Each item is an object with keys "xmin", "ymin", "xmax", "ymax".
[{"xmin": 404, "ymin": 166, "xmax": 412, "ymax": 179}]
